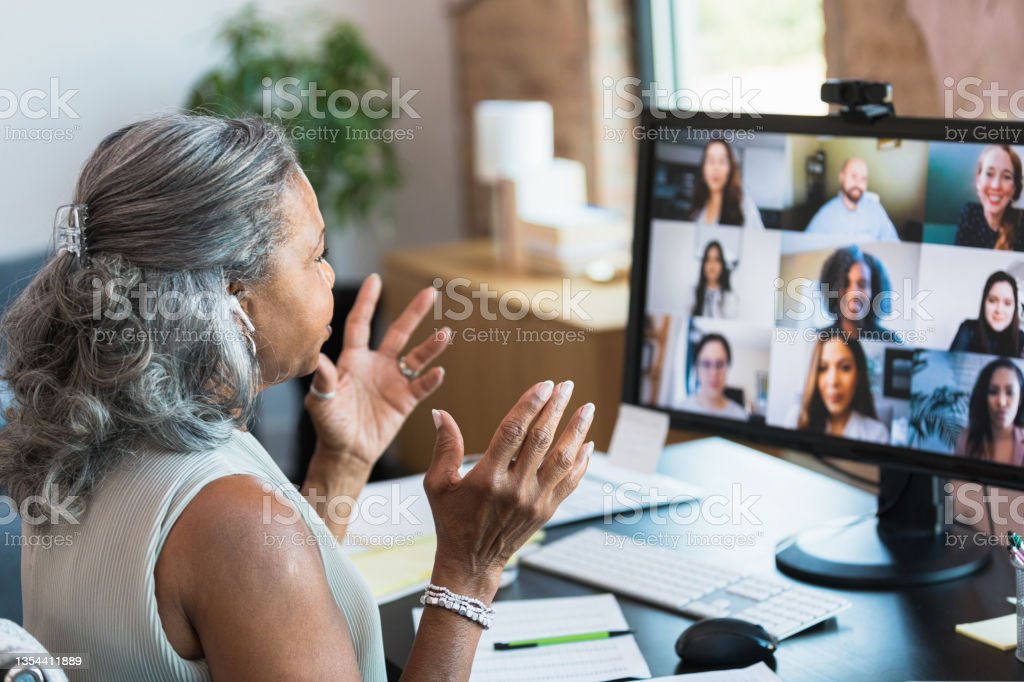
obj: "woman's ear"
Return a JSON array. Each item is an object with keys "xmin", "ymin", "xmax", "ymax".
[{"xmin": 226, "ymin": 282, "xmax": 256, "ymax": 333}]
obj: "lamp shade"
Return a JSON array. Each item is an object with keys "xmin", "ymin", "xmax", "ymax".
[{"xmin": 473, "ymin": 100, "xmax": 554, "ymax": 183}]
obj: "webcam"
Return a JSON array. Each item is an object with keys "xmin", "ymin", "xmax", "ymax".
[{"xmin": 820, "ymin": 79, "xmax": 894, "ymax": 124}]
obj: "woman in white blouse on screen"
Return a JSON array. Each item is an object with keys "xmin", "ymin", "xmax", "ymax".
[
  {"xmin": 786, "ymin": 336, "xmax": 889, "ymax": 444},
  {"xmin": 690, "ymin": 139, "xmax": 765, "ymax": 230},
  {"xmin": 691, "ymin": 240, "xmax": 738, "ymax": 319}
]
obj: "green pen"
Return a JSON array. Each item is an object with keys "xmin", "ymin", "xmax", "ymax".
[{"xmin": 493, "ymin": 629, "xmax": 635, "ymax": 650}]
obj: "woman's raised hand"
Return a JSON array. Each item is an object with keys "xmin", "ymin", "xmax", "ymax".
[
  {"xmin": 305, "ymin": 273, "xmax": 450, "ymax": 470},
  {"xmin": 423, "ymin": 380, "xmax": 595, "ymax": 597}
]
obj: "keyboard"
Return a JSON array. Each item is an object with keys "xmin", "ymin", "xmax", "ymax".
[{"xmin": 520, "ymin": 527, "xmax": 851, "ymax": 640}]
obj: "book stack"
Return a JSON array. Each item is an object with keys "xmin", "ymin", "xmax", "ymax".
[{"xmin": 519, "ymin": 205, "xmax": 632, "ymax": 277}]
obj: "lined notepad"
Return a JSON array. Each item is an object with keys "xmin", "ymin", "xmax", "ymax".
[{"xmin": 413, "ymin": 594, "xmax": 651, "ymax": 682}]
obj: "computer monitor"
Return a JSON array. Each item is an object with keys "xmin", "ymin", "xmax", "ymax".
[{"xmin": 623, "ymin": 109, "xmax": 1024, "ymax": 587}]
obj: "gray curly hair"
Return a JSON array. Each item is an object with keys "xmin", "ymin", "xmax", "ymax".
[{"xmin": 0, "ymin": 114, "xmax": 299, "ymax": 519}]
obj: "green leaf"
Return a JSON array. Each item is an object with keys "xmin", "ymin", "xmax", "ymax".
[{"xmin": 185, "ymin": 2, "xmax": 401, "ymax": 230}]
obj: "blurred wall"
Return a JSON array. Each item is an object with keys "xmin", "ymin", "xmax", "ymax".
[
  {"xmin": 825, "ymin": 0, "xmax": 1024, "ymax": 119},
  {"xmin": 0, "ymin": 0, "xmax": 465, "ymax": 279}
]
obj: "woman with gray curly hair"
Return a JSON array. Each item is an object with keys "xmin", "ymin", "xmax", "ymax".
[{"xmin": 0, "ymin": 114, "xmax": 595, "ymax": 681}]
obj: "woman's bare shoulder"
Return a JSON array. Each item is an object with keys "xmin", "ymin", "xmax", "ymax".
[{"xmin": 155, "ymin": 475, "xmax": 360, "ymax": 678}]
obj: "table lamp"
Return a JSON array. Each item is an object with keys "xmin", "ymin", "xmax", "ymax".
[{"xmin": 473, "ymin": 100, "xmax": 554, "ymax": 271}]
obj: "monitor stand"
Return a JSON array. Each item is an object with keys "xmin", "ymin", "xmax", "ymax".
[{"xmin": 776, "ymin": 468, "xmax": 991, "ymax": 588}]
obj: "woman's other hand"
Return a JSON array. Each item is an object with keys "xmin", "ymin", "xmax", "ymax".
[
  {"xmin": 305, "ymin": 273, "xmax": 450, "ymax": 470},
  {"xmin": 424, "ymin": 380, "xmax": 595, "ymax": 598}
]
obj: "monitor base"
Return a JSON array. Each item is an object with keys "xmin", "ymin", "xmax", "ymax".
[{"xmin": 776, "ymin": 515, "xmax": 990, "ymax": 588}]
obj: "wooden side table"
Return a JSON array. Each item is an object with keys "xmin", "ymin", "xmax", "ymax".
[{"xmin": 381, "ymin": 239, "xmax": 629, "ymax": 472}]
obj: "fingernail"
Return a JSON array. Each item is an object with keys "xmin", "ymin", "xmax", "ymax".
[
  {"xmin": 584, "ymin": 441, "xmax": 595, "ymax": 457},
  {"xmin": 557, "ymin": 380, "xmax": 574, "ymax": 402},
  {"xmin": 432, "ymin": 409, "xmax": 442, "ymax": 429},
  {"xmin": 438, "ymin": 367, "xmax": 445, "ymax": 380},
  {"xmin": 538, "ymin": 380, "xmax": 554, "ymax": 400},
  {"xmin": 582, "ymin": 403, "xmax": 595, "ymax": 420}
]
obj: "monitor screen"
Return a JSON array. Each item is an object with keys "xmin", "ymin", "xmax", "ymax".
[{"xmin": 625, "ymin": 111, "xmax": 1024, "ymax": 487}]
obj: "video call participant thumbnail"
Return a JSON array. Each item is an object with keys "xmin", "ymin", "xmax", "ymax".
[
  {"xmin": 691, "ymin": 139, "xmax": 765, "ymax": 229},
  {"xmin": 786, "ymin": 335, "xmax": 890, "ymax": 444},
  {"xmin": 692, "ymin": 240, "xmax": 737, "ymax": 319},
  {"xmin": 956, "ymin": 358, "xmax": 1024, "ymax": 466},
  {"xmin": 805, "ymin": 157, "xmax": 900, "ymax": 242},
  {"xmin": 949, "ymin": 271, "xmax": 1024, "ymax": 357},
  {"xmin": 680, "ymin": 333, "xmax": 748, "ymax": 420},
  {"xmin": 818, "ymin": 245, "xmax": 901, "ymax": 343},
  {"xmin": 955, "ymin": 145, "xmax": 1024, "ymax": 251}
]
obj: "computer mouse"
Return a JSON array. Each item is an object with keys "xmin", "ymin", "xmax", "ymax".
[{"xmin": 675, "ymin": 618, "xmax": 779, "ymax": 668}]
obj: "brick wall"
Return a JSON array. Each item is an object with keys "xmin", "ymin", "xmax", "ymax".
[{"xmin": 452, "ymin": 0, "xmax": 637, "ymax": 235}]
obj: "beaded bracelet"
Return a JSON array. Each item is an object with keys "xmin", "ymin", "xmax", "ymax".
[{"xmin": 420, "ymin": 583, "xmax": 495, "ymax": 629}]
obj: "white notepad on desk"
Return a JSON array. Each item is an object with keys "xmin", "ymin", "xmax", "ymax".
[
  {"xmin": 343, "ymin": 453, "xmax": 703, "ymax": 553},
  {"xmin": 342, "ymin": 454, "xmax": 701, "ymax": 604},
  {"xmin": 412, "ymin": 594, "xmax": 651, "ymax": 682},
  {"xmin": 548, "ymin": 452, "xmax": 702, "ymax": 526}
]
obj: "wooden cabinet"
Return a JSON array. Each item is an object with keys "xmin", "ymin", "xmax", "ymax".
[{"xmin": 382, "ymin": 240, "xmax": 629, "ymax": 471}]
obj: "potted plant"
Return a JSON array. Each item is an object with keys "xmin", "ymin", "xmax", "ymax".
[
  {"xmin": 908, "ymin": 355, "xmax": 969, "ymax": 451},
  {"xmin": 187, "ymin": 4, "xmax": 401, "ymax": 275}
]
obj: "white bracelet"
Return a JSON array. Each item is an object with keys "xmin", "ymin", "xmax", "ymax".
[{"xmin": 420, "ymin": 583, "xmax": 495, "ymax": 629}]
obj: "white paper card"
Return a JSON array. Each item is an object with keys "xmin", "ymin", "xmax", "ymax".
[
  {"xmin": 413, "ymin": 594, "xmax": 651, "ymax": 682},
  {"xmin": 607, "ymin": 403, "xmax": 671, "ymax": 473}
]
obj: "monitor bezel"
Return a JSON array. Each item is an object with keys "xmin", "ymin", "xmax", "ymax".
[{"xmin": 623, "ymin": 108, "xmax": 1024, "ymax": 489}]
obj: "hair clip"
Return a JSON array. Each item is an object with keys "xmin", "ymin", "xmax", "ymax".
[{"xmin": 54, "ymin": 204, "xmax": 88, "ymax": 258}]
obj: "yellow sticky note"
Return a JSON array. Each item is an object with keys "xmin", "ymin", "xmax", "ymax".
[
  {"xmin": 955, "ymin": 614, "xmax": 1018, "ymax": 651},
  {"xmin": 349, "ymin": 530, "xmax": 545, "ymax": 603}
]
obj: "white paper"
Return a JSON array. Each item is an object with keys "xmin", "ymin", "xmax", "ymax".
[
  {"xmin": 342, "ymin": 474, "xmax": 434, "ymax": 555},
  {"xmin": 343, "ymin": 451, "xmax": 701, "ymax": 554},
  {"xmin": 548, "ymin": 453, "xmax": 701, "ymax": 526},
  {"xmin": 413, "ymin": 594, "xmax": 651, "ymax": 682},
  {"xmin": 649, "ymin": 662, "xmax": 781, "ymax": 681},
  {"xmin": 607, "ymin": 403, "xmax": 671, "ymax": 473}
]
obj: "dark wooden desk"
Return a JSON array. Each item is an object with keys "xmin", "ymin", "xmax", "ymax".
[{"xmin": 381, "ymin": 437, "xmax": 1022, "ymax": 680}]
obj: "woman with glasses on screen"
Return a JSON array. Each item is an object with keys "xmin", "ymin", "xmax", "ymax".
[
  {"xmin": 787, "ymin": 336, "xmax": 889, "ymax": 444},
  {"xmin": 955, "ymin": 145, "xmax": 1024, "ymax": 251},
  {"xmin": 691, "ymin": 241, "xmax": 737, "ymax": 318},
  {"xmin": 956, "ymin": 358, "xmax": 1024, "ymax": 466},
  {"xmin": 949, "ymin": 271, "xmax": 1024, "ymax": 357},
  {"xmin": 690, "ymin": 139, "xmax": 764, "ymax": 229},
  {"xmin": 679, "ymin": 333, "xmax": 747, "ymax": 420}
]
